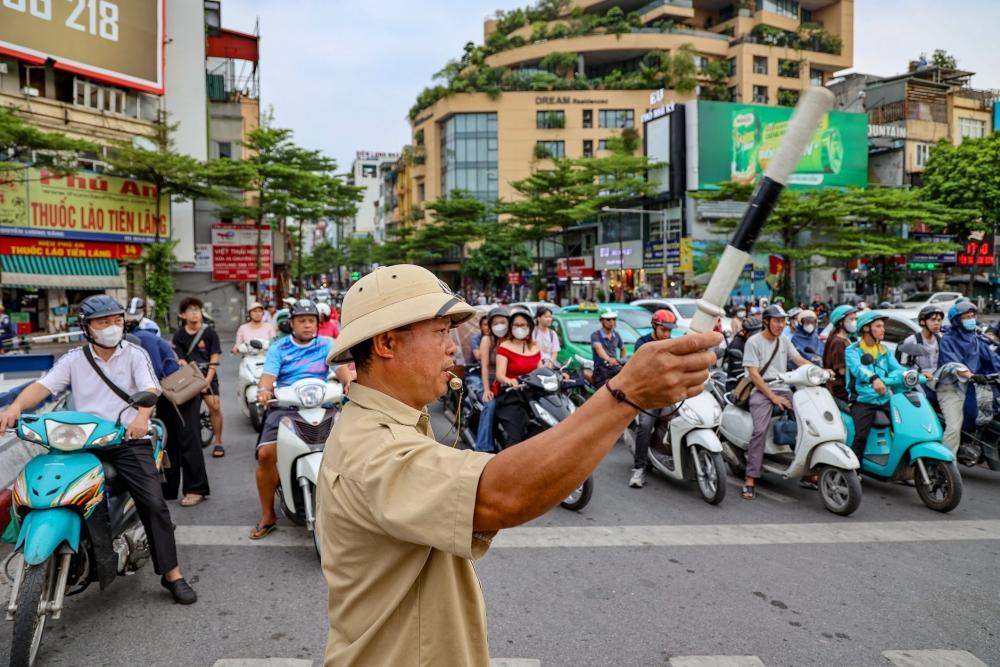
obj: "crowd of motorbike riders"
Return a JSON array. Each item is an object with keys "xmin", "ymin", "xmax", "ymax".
[{"xmin": 2, "ymin": 288, "xmax": 999, "ymax": 604}]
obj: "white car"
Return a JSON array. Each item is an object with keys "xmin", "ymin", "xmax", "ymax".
[
  {"xmin": 509, "ymin": 301, "xmax": 561, "ymax": 317},
  {"xmin": 631, "ymin": 298, "xmax": 731, "ymax": 334},
  {"xmin": 819, "ymin": 310, "xmax": 920, "ymax": 355},
  {"xmin": 899, "ymin": 291, "xmax": 964, "ymax": 313}
]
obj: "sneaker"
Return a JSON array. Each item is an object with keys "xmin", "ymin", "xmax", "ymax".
[{"xmin": 628, "ymin": 467, "xmax": 646, "ymax": 488}]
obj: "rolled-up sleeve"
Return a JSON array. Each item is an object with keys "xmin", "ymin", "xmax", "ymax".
[{"xmin": 362, "ymin": 426, "xmax": 495, "ymax": 560}]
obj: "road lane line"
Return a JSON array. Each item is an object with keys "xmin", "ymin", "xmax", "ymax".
[
  {"xmin": 670, "ymin": 656, "xmax": 766, "ymax": 667},
  {"xmin": 175, "ymin": 520, "xmax": 1000, "ymax": 549},
  {"xmin": 213, "ymin": 660, "xmax": 313, "ymax": 667},
  {"xmin": 883, "ymin": 650, "xmax": 990, "ymax": 667},
  {"xmin": 724, "ymin": 477, "xmax": 797, "ymax": 503}
]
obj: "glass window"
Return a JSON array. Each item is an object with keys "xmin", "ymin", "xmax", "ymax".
[
  {"xmin": 439, "ymin": 112, "xmax": 498, "ymax": 203},
  {"xmin": 810, "ymin": 68, "xmax": 823, "ymax": 86},
  {"xmin": 217, "ymin": 141, "xmax": 232, "ymax": 159},
  {"xmin": 959, "ymin": 117, "xmax": 986, "ymax": 140},
  {"xmin": 915, "ymin": 143, "xmax": 931, "ymax": 167},
  {"xmin": 598, "ymin": 110, "xmax": 634, "ymax": 129},
  {"xmin": 757, "ymin": 0, "xmax": 799, "ymax": 18},
  {"xmin": 536, "ymin": 141, "xmax": 565, "ymax": 158},
  {"xmin": 583, "ymin": 140, "xmax": 593, "ymax": 157},
  {"xmin": 753, "ymin": 85, "xmax": 768, "ymax": 104},
  {"xmin": 536, "ymin": 110, "xmax": 566, "ymax": 129},
  {"xmin": 753, "ymin": 56, "xmax": 768, "ymax": 75},
  {"xmin": 583, "ymin": 109, "xmax": 593, "ymax": 128}
]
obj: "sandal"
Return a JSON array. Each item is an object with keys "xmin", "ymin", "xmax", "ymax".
[
  {"xmin": 180, "ymin": 494, "xmax": 205, "ymax": 507},
  {"xmin": 800, "ymin": 476, "xmax": 819, "ymax": 490},
  {"xmin": 741, "ymin": 485, "xmax": 756, "ymax": 500},
  {"xmin": 212, "ymin": 445, "xmax": 226, "ymax": 458},
  {"xmin": 249, "ymin": 522, "xmax": 277, "ymax": 540}
]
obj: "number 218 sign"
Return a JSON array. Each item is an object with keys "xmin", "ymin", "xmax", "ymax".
[{"xmin": 0, "ymin": 0, "xmax": 164, "ymax": 93}]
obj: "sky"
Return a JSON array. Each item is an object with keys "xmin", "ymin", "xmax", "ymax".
[{"xmin": 220, "ymin": 0, "xmax": 1000, "ymax": 172}]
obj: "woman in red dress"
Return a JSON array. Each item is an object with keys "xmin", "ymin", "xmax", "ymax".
[{"xmin": 493, "ymin": 311, "xmax": 544, "ymax": 447}]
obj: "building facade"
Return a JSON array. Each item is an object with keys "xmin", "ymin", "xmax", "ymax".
[{"xmin": 346, "ymin": 151, "xmax": 400, "ymax": 239}]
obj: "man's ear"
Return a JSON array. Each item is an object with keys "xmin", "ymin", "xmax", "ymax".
[{"xmin": 371, "ymin": 331, "xmax": 396, "ymax": 360}]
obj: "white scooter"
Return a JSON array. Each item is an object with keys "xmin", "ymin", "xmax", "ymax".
[
  {"xmin": 717, "ymin": 364, "xmax": 863, "ymax": 516},
  {"xmin": 623, "ymin": 386, "xmax": 727, "ymax": 504},
  {"xmin": 237, "ymin": 338, "xmax": 269, "ymax": 432},
  {"xmin": 272, "ymin": 377, "xmax": 343, "ymax": 558}
]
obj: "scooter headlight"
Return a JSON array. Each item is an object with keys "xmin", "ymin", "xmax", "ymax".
[
  {"xmin": 679, "ymin": 404, "xmax": 704, "ymax": 427},
  {"xmin": 296, "ymin": 383, "xmax": 326, "ymax": 408},
  {"xmin": 806, "ymin": 365, "xmax": 827, "ymax": 386},
  {"xmin": 19, "ymin": 425, "xmax": 43, "ymax": 444},
  {"xmin": 91, "ymin": 432, "xmax": 120, "ymax": 447},
  {"xmin": 45, "ymin": 422, "xmax": 96, "ymax": 451},
  {"xmin": 531, "ymin": 403, "xmax": 560, "ymax": 427},
  {"xmin": 903, "ymin": 370, "xmax": 920, "ymax": 388},
  {"xmin": 573, "ymin": 354, "xmax": 594, "ymax": 370}
]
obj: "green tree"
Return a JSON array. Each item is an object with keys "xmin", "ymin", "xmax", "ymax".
[
  {"xmin": 922, "ymin": 132, "xmax": 1000, "ymax": 234},
  {"xmin": 463, "ymin": 224, "xmax": 533, "ymax": 289},
  {"xmin": 406, "ymin": 191, "xmax": 488, "ymax": 265},
  {"xmin": 540, "ymin": 51, "xmax": 578, "ymax": 79},
  {"xmin": 0, "ymin": 106, "xmax": 97, "ymax": 168},
  {"xmin": 929, "ymin": 49, "xmax": 958, "ymax": 68}
]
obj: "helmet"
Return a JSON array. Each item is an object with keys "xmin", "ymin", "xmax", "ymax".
[
  {"xmin": 316, "ymin": 302, "xmax": 331, "ymax": 319},
  {"xmin": 918, "ymin": 305, "xmax": 945, "ymax": 323},
  {"xmin": 798, "ymin": 309, "xmax": 817, "ymax": 322},
  {"xmin": 742, "ymin": 316, "xmax": 763, "ymax": 334},
  {"xmin": 247, "ymin": 301, "xmax": 264, "ymax": 314},
  {"xmin": 651, "ymin": 309, "xmax": 677, "ymax": 329},
  {"xmin": 787, "ymin": 306, "xmax": 802, "ymax": 319},
  {"xmin": 829, "ymin": 305, "xmax": 857, "ymax": 330},
  {"xmin": 275, "ymin": 308, "xmax": 291, "ymax": 335},
  {"xmin": 125, "ymin": 297, "xmax": 145, "ymax": 323},
  {"xmin": 762, "ymin": 305, "xmax": 788, "ymax": 321},
  {"xmin": 487, "ymin": 306, "xmax": 510, "ymax": 323},
  {"xmin": 79, "ymin": 295, "xmax": 125, "ymax": 324},
  {"xmin": 599, "ymin": 309, "xmax": 619, "ymax": 320},
  {"xmin": 948, "ymin": 300, "xmax": 976, "ymax": 323},
  {"xmin": 879, "ymin": 301, "xmax": 893, "ymax": 309},
  {"xmin": 856, "ymin": 310, "xmax": 888, "ymax": 333},
  {"xmin": 289, "ymin": 299, "xmax": 319, "ymax": 319}
]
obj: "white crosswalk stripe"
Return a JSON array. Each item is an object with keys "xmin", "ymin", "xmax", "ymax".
[
  {"xmin": 724, "ymin": 477, "xmax": 797, "ymax": 503},
  {"xmin": 882, "ymin": 649, "xmax": 990, "ymax": 667},
  {"xmin": 670, "ymin": 656, "xmax": 766, "ymax": 667},
  {"xmin": 210, "ymin": 660, "xmax": 538, "ymax": 667}
]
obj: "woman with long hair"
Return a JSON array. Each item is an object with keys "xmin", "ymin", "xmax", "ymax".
[{"xmin": 493, "ymin": 311, "xmax": 544, "ymax": 447}]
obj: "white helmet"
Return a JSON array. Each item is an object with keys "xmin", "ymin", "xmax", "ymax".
[{"xmin": 316, "ymin": 302, "xmax": 331, "ymax": 319}]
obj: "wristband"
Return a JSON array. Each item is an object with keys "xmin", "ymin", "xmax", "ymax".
[{"xmin": 605, "ymin": 381, "xmax": 683, "ymax": 422}]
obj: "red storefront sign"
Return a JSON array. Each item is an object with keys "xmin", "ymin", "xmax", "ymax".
[
  {"xmin": 0, "ymin": 237, "xmax": 143, "ymax": 260},
  {"xmin": 957, "ymin": 238, "xmax": 994, "ymax": 267},
  {"xmin": 556, "ymin": 257, "xmax": 595, "ymax": 280},
  {"xmin": 507, "ymin": 272, "xmax": 522, "ymax": 285},
  {"xmin": 211, "ymin": 224, "xmax": 272, "ymax": 281}
]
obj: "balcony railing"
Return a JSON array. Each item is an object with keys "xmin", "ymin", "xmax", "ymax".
[{"xmin": 639, "ymin": 0, "xmax": 693, "ymax": 15}]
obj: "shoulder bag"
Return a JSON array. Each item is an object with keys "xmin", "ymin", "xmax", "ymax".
[
  {"xmin": 731, "ymin": 338, "xmax": 781, "ymax": 409},
  {"xmin": 159, "ymin": 326, "xmax": 209, "ymax": 406}
]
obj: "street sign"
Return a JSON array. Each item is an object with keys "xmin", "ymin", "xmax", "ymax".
[
  {"xmin": 507, "ymin": 272, "xmax": 521, "ymax": 285},
  {"xmin": 957, "ymin": 237, "xmax": 994, "ymax": 267},
  {"xmin": 211, "ymin": 224, "xmax": 271, "ymax": 282},
  {"xmin": 350, "ymin": 271, "xmax": 361, "ymax": 281},
  {"xmin": 908, "ymin": 262, "xmax": 940, "ymax": 271}
]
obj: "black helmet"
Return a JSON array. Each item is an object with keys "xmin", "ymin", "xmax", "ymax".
[
  {"xmin": 125, "ymin": 297, "xmax": 146, "ymax": 322},
  {"xmin": 289, "ymin": 299, "xmax": 319, "ymax": 319},
  {"xmin": 487, "ymin": 306, "xmax": 510, "ymax": 323},
  {"xmin": 79, "ymin": 295, "xmax": 125, "ymax": 324},
  {"xmin": 742, "ymin": 316, "xmax": 763, "ymax": 334},
  {"xmin": 762, "ymin": 305, "xmax": 788, "ymax": 321},
  {"xmin": 918, "ymin": 305, "xmax": 945, "ymax": 323}
]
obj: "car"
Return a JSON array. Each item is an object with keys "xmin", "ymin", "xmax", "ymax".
[
  {"xmin": 631, "ymin": 298, "xmax": 731, "ymax": 335},
  {"xmin": 509, "ymin": 301, "xmax": 562, "ymax": 317},
  {"xmin": 819, "ymin": 310, "xmax": 920, "ymax": 355},
  {"xmin": 551, "ymin": 309, "xmax": 641, "ymax": 369},
  {"xmin": 560, "ymin": 302, "xmax": 655, "ymax": 336},
  {"xmin": 899, "ymin": 291, "xmax": 964, "ymax": 313}
]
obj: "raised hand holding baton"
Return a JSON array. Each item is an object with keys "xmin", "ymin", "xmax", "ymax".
[{"xmin": 688, "ymin": 87, "xmax": 835, "ymax": 334}]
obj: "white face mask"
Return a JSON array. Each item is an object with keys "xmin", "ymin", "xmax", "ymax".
[
  {"xmin": 737, "ymin": 311, "xmax": 746, "ymax": 318},
  {"xmin": 844, "ymin": 321, "xmax": 858, "ymax": 334},
  {"xmin": 93, "ymin": 324, "xmax": 123, "ymax": 348},
  {"xmin": 803, "ymin": 324, "xmax": 816, "ymax": 334},
  {"xmin": 512, "ymin": 326, "xmax": 530, "ymax": 340},
  {"xmin": 491, "ymin": 323, "xmax": 508, "ymax": 337}
]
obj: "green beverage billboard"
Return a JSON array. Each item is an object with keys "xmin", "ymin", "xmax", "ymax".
[{"xmin": 697, "ymin": 101, "xmax": 867, "ymax": 190}]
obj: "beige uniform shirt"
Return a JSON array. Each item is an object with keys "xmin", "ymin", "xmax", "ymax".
[{"xmin": 317, "ymin": 383, "xmax": 495, "ymax": 666}]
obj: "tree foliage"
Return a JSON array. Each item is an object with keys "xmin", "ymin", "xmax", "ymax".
[
  {"xmin": 921, "ymin": 132, "xmax": 1000, "ymax": 233},
  {"xmin": 0, "ymin": 106, "xmax": 97, "ymax": 170},
  {"xmin": 463, "ymin": 224, "xmax": 533, "ymax": 288}
]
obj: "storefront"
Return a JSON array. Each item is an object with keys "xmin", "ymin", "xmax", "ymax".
[
  {"xmin": 595, "ymin": 241, "xmax": 643, "ymax": 301},
  {"xmin": 0, "ymin": 165, "xmax": 167, "ymax": 332}
]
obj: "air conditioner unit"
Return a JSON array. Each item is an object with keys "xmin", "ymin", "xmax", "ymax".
[{"xmin": 21, "ymin": 87, "xmax": 39, "ymax": 97}]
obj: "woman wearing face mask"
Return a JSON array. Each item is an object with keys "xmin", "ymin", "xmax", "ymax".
[
  {"xmin": 822, "ymin": 304, "xmax": 857, "ymax": 403},
  {"xmin": 731, "ymin": 305, "xmax": 747, "ymax": 338},
  {"xmin": 790, "ymin": 309, "xmax": 824, "ymax": 365},
  {"xmin": 493, "ymin": 312, "xmax": 543, "ymax": 447},
  {"xmin": 473, "ymin": 307, "xmax": 510, "ymax": 452},
  {"xmin": 533, "ymin": 306, "xmax": 560, "ymax": 369}
]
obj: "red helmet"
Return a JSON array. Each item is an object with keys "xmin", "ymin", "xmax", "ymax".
[{"xmin": 651, "ymin": 309, "xmax": 677, "ymax": 329}]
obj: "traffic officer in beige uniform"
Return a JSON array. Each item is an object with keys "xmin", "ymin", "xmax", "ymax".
[{"xmin": 318, "ymin": 265, "xmax": 721, "ymax": 666}]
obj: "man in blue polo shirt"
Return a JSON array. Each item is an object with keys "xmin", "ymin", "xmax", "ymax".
[
  {"xmin": 590, "ymin": 309, "xmax": 626, "ymax": 389},
  {"xmin": 250, "ymin": 299, "xmax": 334, "ymax": 539}
]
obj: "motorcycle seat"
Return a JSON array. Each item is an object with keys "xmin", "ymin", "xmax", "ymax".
[
  {"xmin": 873, "ymin": 409, "xmax": 891, "ymax": 428},
  {"xmin": 102, "ymin": 462, "xmax": 128, "ymax": 495}
]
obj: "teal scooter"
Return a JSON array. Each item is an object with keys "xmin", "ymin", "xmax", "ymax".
[
  {"xmin": 3, "ymin": 391, "xmax": 162, "ymax": 667},
  {"xmin": 839, "ymin": 343, "xmax": 962, "ymax": 513}
]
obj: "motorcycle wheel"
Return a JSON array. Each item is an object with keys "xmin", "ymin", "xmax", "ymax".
[
  {"xmin": 199, "ymin": 406, "xmax": 213, "ymax": 449},
  {"xmin": 10, "ymin": 558, "xmax": 54, "ymax": 667},
  {"xmin": 277, "ymin": 488, "xmax": 307, "ymax": 527},
  {"xmin": 818, "ymin": 467, "xmax": 862, "ymax": 516},
  {"xmin": 560, "ymin": 477, "xmax": 593, "ymax": 511},
  {"xmin": 915, "ymin": 460, "xmax": 963, "ymax": 513},
  {"xmin": 310, "ymin": 486, "xmax": 321, "ymax": 561},
  {"xmin": 695, "ymin": 448, "xmax": 727, "ymax": 505},
  {"xmin": 249, "ymin": 403, "xmax": 264, "ymax": 433}
]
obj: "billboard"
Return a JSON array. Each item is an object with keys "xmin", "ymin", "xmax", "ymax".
[
  {"xmin": 0, "ymin": 237, "xmax": 143, "ymax": 260},
  {"xmin": 212, "ymin": 224, "xmax": 272, "ymax": 282},
  {"xmin": 0, "ymin": 0, "xmax": 164, "ymax": 94},
  {"xmin": 0, "ymin": 165, "xmax": 169, "ymax": 243},
  {"xmin": 697, "ymin": 101, "xmax": 867, "ymax": 190}
]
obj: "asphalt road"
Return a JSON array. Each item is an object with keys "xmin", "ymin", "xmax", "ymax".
[{"xmin": 2, "ymin": 349, "xmax": 999, "ymax": 667}]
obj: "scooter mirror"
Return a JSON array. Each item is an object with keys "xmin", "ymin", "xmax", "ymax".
[
  {"xmin": 250, "ymin": 339, "xmax": 264, "ymax": 350},
  {"xmin": 897, "ymin": 342, "xmax": 929, "ymax": 357},
  {"xmin": 860, "ymin": 353, "xmax": 875, "ymax": 366},
  {"xmin": 129, "ymin": 391, "xmax": 159, "ymax": 408}
]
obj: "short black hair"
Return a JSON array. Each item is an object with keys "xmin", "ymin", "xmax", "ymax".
[
  {"xmin": 179, "ymin": 296, "xmax": 203, "ymax": 313},
  {"xmin": 351, "ymin": 338, "xmax": 375, "ymax": 372}
]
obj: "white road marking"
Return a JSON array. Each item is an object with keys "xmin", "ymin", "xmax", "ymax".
[
  {"xmin": 724, "ymin": 477, "xmax": 797, "ymax": 503},
  {"xmin": 883, "ymin": 649, "xmax": 990, "ymax": 667},
  {"xmin": 176, "ymin": 520, "xmax": 1000, "ymax": 550},
  {"xmin": 490, "ymin": 660, "xmax": 541, "ymax": 666},
  {"xmin": 670, "ymin": 656, "xmax": 766, "ymax": 667},
  {"xmin": 213, "ymin": 660, "xmax": 313, "ymax": 667}
]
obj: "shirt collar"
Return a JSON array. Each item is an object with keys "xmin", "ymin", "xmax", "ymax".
[
  {"xmin": 89, "ymin": 342, "xmax": 127, "ymax": 361},
  {"xmin": 347, "ymin": 383, "xmax": 429, "ymax": 429}
]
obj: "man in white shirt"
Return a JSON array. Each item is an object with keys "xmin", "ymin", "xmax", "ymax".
[{"xmin": 0, "ymin": 295, "xmax": 197, "ymax": 604}]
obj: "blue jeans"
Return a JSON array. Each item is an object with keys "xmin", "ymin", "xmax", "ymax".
[{"xmin": 475, "ymin": 399, "xmax": 497, "ymax": 453}]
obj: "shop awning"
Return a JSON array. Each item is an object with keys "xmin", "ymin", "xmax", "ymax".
[{"xmin": 1, "ymin": 255, "xmax": 126, "ymax": 289}]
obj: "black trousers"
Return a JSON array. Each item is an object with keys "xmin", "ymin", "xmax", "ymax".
[
  {"xmin": 158, "ymin": 396, "xmax": 210, "ymax": 498},
  {"xmin": 850, "ymin": 402, "xmax": 886, "ymax": 465},
  {"xmin": 93, "ymin": 442, "xmax": 179, "ymax": 575},
  {"xmin": 494, "ymin": 391, "xmax": 531, "ymax": 449}
]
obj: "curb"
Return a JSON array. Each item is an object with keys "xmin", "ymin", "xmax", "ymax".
[{"xmin": 0, "ymin": 487, "xmax": 11, "ymax": 532}]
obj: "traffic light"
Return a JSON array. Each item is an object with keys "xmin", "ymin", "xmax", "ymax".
[{"xmin": 350, "ymin": 271, "xmax": 361, "ymax": 281}]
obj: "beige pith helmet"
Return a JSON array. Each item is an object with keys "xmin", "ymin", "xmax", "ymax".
[{"xmin": 327, "ymin": 264, "xmax": 476, "ymax": 363}]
